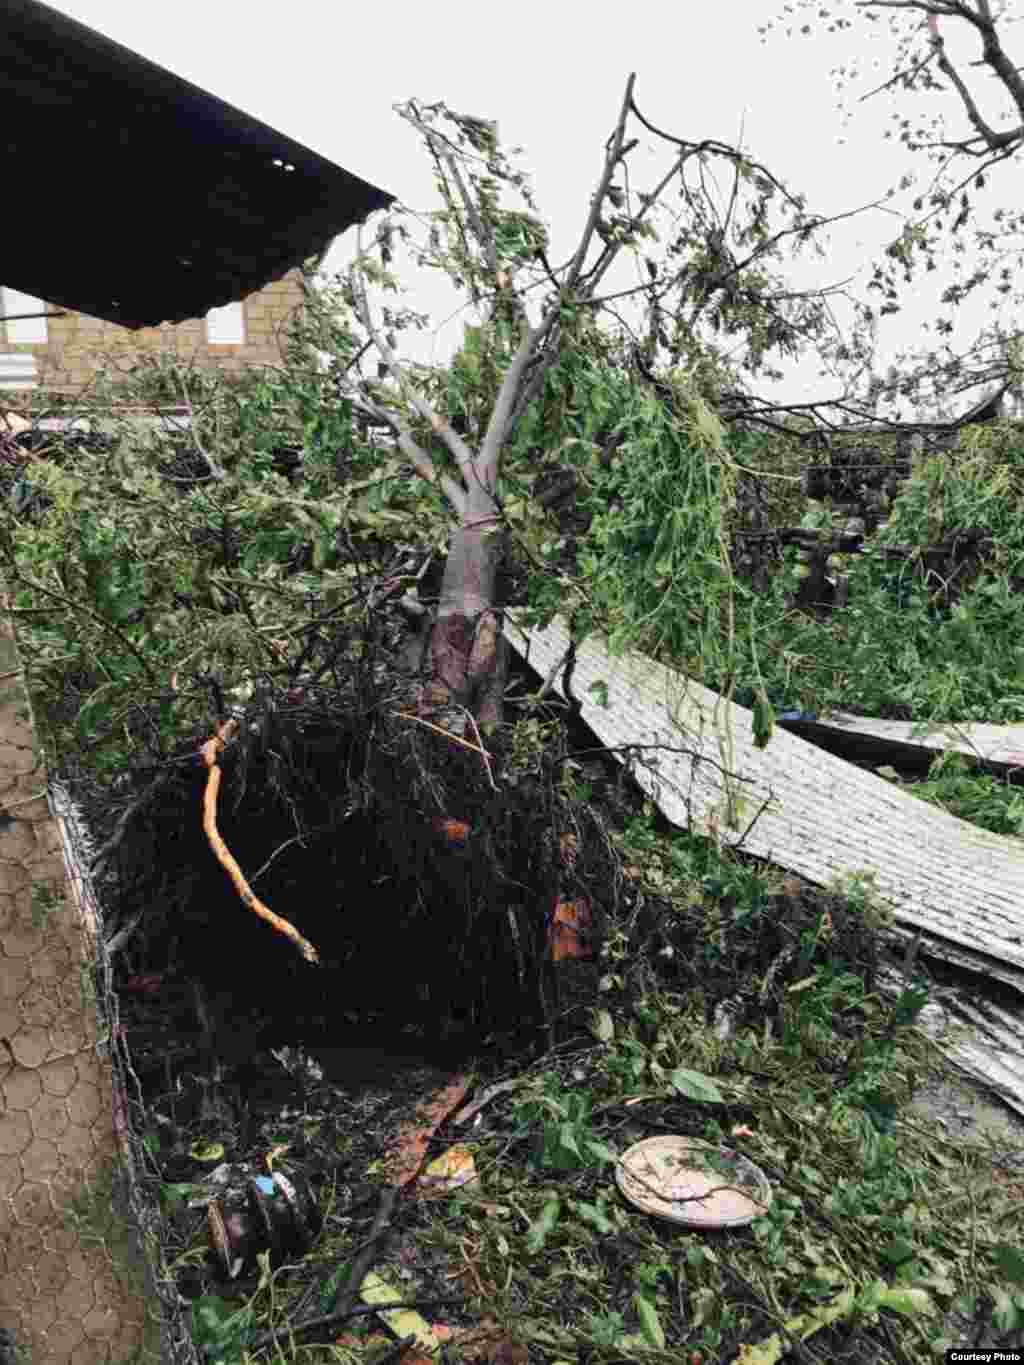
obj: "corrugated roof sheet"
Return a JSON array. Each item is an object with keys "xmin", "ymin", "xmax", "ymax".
[
  {"xmin": 503, "ymin": 612, "xmax": 1024, "ymax": 1114},
  {"xmin": 3, "ymin": 0, "xmax": 395, "ymax": 328}
]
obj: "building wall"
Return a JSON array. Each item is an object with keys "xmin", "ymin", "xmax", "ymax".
[{"xmin": 0, "ymin": 269, "xmax": 307, "ymax": 398}]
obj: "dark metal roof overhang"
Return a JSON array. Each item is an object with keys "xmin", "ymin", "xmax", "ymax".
[{"xmin": 3, "ymin": 0, "xmax": 395, "ymax": 328}]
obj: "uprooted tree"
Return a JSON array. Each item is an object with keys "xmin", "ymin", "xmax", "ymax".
[
  {"xmin": 0, "ymin": 69, "xmax": 903, "ymax": 1015},
  {"xmin": 308, "ymin": 73, "xmax": 891, "ymax": 733},
  {"xmin": 6, "ymin": 58, "xmax": 1024, "ymax": 1051}
]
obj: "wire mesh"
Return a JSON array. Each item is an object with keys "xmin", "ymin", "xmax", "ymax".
[{"xmin": 49, "ymin": 778, "xmax": 201, "ymax": 1365}]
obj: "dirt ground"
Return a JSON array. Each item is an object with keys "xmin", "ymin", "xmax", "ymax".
[{"xmin": 0, "ymin": 606, "xmax": 157, "ymax": 1363}]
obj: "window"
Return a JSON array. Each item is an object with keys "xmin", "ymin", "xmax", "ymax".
[
  {"xmin": 0, "ymin": 353, "xmax": 38, "ymax": 390},
  {"xmin": 205, "ymin": 300, "xmax": 245, "ymax": 345},
  {"xmin": 1, "ymin": 286, "xmax": 48, "ymax": 344}
]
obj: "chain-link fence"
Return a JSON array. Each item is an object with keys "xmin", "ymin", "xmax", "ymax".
[
  {"xmin": 0, "ymin": 579, "xmax": 199, "ymax": 1364},
  {"xmin": 48, "ymin": 777, "xmax": 201, "ymax": 1365}
]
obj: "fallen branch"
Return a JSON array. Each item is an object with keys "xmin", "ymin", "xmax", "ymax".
[
  {"xmin": 331, "ymin": 1185, "xmax": 398, "ymax": 1326},
  {"xmin": 392, "ymin": 708, "xmax": 491, "ymax": 760},
  {"xmin": 199, "ymin": 719, "xmax": 319, "ymax": 964},
  {"xmin": 242, "ymin": 1295, "xmax": 464, "ymax": 1361},
  {"xmin": 463, "ymin": 707, "xmax": 497, "ymax": 791}
]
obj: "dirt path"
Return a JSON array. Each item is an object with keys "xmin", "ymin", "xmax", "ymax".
[{"xmin": 0, "ymin": 606, "xmax": 156, "ymax": 1363}]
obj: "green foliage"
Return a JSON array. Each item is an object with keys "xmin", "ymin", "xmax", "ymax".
[
  {"xmin": 673, "ymin": 419, "xmax": 1024, "ymax": 732},
  {"xmin": 891, "ymin": 749, "xmax": 1024, "ymax": 838},
  {"xmin": 669, "ymin": 1066, "xmax": 725, "ymax": 1104},
  {"xmin": 524, "ymin": 1195, "xmax": 562, "ymax": 1254},
  {"xmin": 189, "ymin": 1294, "xmax": 252, "ymax": 1365},
  {"xmin": 0, "ymin": 349, "xmax": 454, "ymax": 777},
  {"xmin": 512, "ymin": 1073, "xmax": 618, "ymax": 1172},
  {"xmin": 501, "ymin": 340, "xmax": 743, "ymax": 711}
]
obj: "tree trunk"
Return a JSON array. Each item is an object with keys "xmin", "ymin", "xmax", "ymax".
[{"xmin": 418, "ymin": 483, "xmax": 509, "ymax": 734}]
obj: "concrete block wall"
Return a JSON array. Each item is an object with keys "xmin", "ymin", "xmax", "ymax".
[{"xmin": 1, "ymin": 269, "xmax": 307, "ymax": 398}]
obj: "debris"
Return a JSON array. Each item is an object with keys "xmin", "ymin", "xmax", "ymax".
[
  {"xmin": 121, "ymin": 972, "xmax": 164, "ymax": 995},
  {"xmin": 419, "ymin": 1144, "xmax": 479, "ymax": 1197},
  {"xmin": 507, "ymin": 610, "xmax": 1024, "ymax": 1121},
  {"xmin": 433, "ymin": 814, "xmax": 471, "ymax": 845},
  {"xmin": 359, "ymin": 1270, "xmax": 438, "ymax": 1352},
  {"xmin": 333, "ymin": 1186, "xmax": 400, "ymax": 1334},
  {"xmin": 730, "ymin": 1282, "xmax": 934, "ymax": 1365},
  {"xmin": 205, "ymin": 1166, "xmax": 322, "ymax": 1278},
  {"xmin": 190, "ymin": 1139, "xmax": 224, "ymax": 1163},
  {"xmin": 781, "ymin": 708, "xmax": 1024, "ymax": 774},
  {"xmin": 880, "ymin": 963, "xmax": 1024, "ymax": 1122},
  {"xmin": 453, "ymin": 1077, "xmax": 526, "ymax": 1126},
  {"xmin": 616, "ymin": 1136, "xmax": 772, "ymax": 1228},
  {"xmin": 382, "ymin": 1074, "xmax": 475, "ymax": 1190},
  {"xmin": 548, "ymin": 896, "xmax": 593, "ymax": 961}
]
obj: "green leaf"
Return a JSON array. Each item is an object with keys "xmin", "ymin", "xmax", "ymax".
[
  {"xmin": 993, "ymin": 1242, "xmax": 1024, "ymax": 1286},
  {"xmin": 590, "ymin": 1008, "xmax": 614, "ymax": 1042},
  {"xmin": 159, "ymin": 1181, "xmax": 199, "ymax": 1212},
  {"xmin": 752, "ymin": 688, "xmax": 774, "ymax": 749},
  {"xmin": 587, "ymin": 679, "xmax": 609, "ymax": 708},
  {"xmin": 855, "ymin": 1092, "xmax": 899, "ymax": 1134},
  {"xmin": 584, "ymin": 1139, "xmax": 619, "ymax": 1165},
  {"xmin": 556, "ymin": 1123, "xmax": 582, "ymax": 1161},
  {"xmin": 693, "ymin": 401, "xmax": 724, "ymax": 448},
  {"xmin": 190, "ymin": 1294, "xmax": 250, "ymax": 1365},
  {"xmin": 993, "ymin": 1287, "xmax": 1023, "ymax": 1333},
  {"xmin": 634, "ymin": 1293, "xmax": 666, "ymax": 1349},
  {"xmin": 880, "ymin": 1236, "xmax": 916, "ymax": 1267},
  {"xmin": 733, "ymin": 1286, "xmax": 856, "ymax": 1364},
  {"xmin": 670, "ymin": 1067, "xmax": 725, "ymax": 1104},
  {"xmin": 525, "ymin": 1197, "xmax": 561, "ymax": 1254},
  {"xmin": 574, "ymin": 1197, "xmax": 616, "ymax": 1234},
  {"xmin": 608, "ymin": 626, "xmax": 634, "ymax": 657},
  {"xmin": 874, "ymin": 1285, "xmax": 935, "ymax": 1318}
]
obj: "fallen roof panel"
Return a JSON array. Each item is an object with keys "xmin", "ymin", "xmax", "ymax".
[
  {"xmin": 4, "ymin": 0, "xmax": 395, "ymax": 327},
  {"xmin": 503, "ymin": 611, "xmax": 1024, "ymax": 1113},
  {"xmin": 880, "ymin": 966, "xmax": 1024, "ymax": 1123},
  {"xmin": 791, "ymin": 711, "xmax": 1024, "ymax": 769},
  {"xmin": 503, "ymin": 612, "xmax": 1024, "ymax": 992}
]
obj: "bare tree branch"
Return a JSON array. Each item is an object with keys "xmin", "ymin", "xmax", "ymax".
[
  {"xmin": 562, "ymin": 74, "xmax": 638, "ymax": 298},
  {"xmin": 857, "ymin": 39, "xmax": 941, "ymax": 104},
  {"xmin": 346, "ymin": 389, "xmax": 467, "ymax": 516},
  {"xmin": 923, "ymin": 5, "xmax": 1024, "ymax": 149},
  {"xmin": 481, "ymin": 314, "xmax": 538, "ymax": 472},
  {"xmin": 347, "ymin": 223, "xmax": 479, "ymax": 507}
]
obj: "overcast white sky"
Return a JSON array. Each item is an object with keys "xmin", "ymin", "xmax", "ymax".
[{"xmin": 45, "ymin": 1, "xmax": 1024, "ymax": 419}]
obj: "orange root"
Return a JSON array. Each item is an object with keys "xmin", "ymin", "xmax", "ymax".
[{"xmin": 199, "ymin": 719, "xmax": 320, "ymax": 965}]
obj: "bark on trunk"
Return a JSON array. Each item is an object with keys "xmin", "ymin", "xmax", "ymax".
[{"xmin": 416, "ymin": 483, "xmax": 509, "ymax": 734}]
